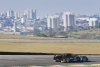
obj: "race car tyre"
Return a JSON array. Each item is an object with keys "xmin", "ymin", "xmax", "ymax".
[
  {"xmin": 61, "ymin": 59, "xmax": 66, "ymax": 63},
  {"xmin": 82, "ymin": 57, "xmax": 88, "ymax": 62},
  {"xmin": 55, "ymin": 59, "xmax": 60, "ymax": 62},
  {"xmin": 66, "ymin": 58, "xmax": 70, "ymax": 63}
]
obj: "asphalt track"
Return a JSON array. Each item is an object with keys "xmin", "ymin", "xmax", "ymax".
[{"xmin": 0, "ymin": 55, "xmax": 100, "ymax": 66}]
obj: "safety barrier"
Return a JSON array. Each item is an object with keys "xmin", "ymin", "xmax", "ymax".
[{"xmin": 11, "ymin": 64, "xmax": 100, "ymax": 67}]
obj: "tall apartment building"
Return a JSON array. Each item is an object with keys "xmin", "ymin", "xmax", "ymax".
[
  {"xmin": 47, "ymin": 15, "xmax": 60, "ymax": 31},
  {"xmin": 89, "ymin": 18, "xmax": 98, "ymax": 27},
  {"xmin": 33, "ymin": 9, "xmax": 36, "ymax": 19},
  {"xmin": 24, "ymin": 9, "xmax": 36, "ymax": 19},
  {"xmin": 62, "ymin": 12, "xmax": 75, "ymax": 31},
  {"xmin": 14, "ymin": 12, "xmax": 23, "ymax": 19},
  {"xmin": 7, "ymin": 10, "xmax": 14, "ymax": 18},
  {"xmin": 13, "ymin": 22, "xmax": 17, "ymax": 32},
  {"xmin": 21, "ymin": 18, "xmax": 27, "ymax": 23}
]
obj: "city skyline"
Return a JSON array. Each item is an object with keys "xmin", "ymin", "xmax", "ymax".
[{"xmin": 0, "ymin": 0, "xmax": 100, "ymax": 16}]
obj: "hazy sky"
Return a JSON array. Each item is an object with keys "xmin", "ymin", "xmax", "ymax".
[{"xmin": 0, "ymin": 0, "xmax": 100, "ymax": 16}]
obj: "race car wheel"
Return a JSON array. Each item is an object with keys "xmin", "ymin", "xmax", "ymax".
[
  {"xmin": 66, "ymin": 58, "xmax": 70, "ymax": 63},
  {"xmin": 61, "ymin": 59, "xmax": 66, "ymax": 63},
  {"xmin": 55, "ymin": 59, "xmax": 60, "ymax": 62},
  {"xmin": 82, "ymin": 57, "xmax": 87, "ymax": 62}
]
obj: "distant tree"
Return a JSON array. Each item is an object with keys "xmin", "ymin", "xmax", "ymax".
[
  {"xmin": 98, "ymin": 23, "xmax": 100, "ymax": 28},
  {"xmin": 58, "ymin": 26, "xmax": 64, "ymax": 31},
  {"xmin": 78, "ymin": 33, "xmax": 94, "ymax": 39},
  {"xmin": 55, "ymin": 31, "xmax": 68, "ymax": 37},
  {"xmin": 38, "ymin": 33, "xmax": 48, "ymax": 37},
  {"xmin": 94, "ymin": 36, "xmax": 100, "ymax": 40},
  {"xmin": 33, "ymin": 29, "xmax": 41, "ymax": 35},
  {"xmin": 47, "ymin": 28, "xmax": 56, "ymax": 37}
]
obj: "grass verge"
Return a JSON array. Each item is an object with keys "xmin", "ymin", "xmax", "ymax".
[{"xmin": 0, "ymin": 42, "xmax": 100, "ymax": 54}]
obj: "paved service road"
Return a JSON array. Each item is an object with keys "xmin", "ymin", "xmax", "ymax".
[
  {"xmin": 0, "ymin": 39, "xmax": 100, "ymax": 42},
  {"xmin": 0, "ymin": 55, "xmax": 100, "ymax": 66}
]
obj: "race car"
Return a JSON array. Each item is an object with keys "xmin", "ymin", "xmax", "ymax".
[{"xmin": 53, "ymin": 53, "xmax": 89, "ymax": 63}]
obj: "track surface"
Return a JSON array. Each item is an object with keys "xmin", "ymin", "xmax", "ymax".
[{"xmin": 0, "ymin": 55, "xmax": 100, "ymax": 66}]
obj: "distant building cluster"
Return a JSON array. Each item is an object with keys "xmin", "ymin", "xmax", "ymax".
[
  {"xmin": 77, "ymin": 18, "xmax": 98, "ymax": 27},
  {"xmin": 0, "ymin": 9, "xmax": 100, "ymax": 35},
  {"xmin": 4, "ymin": 9, "xmax": 36, "ymax": 19},
  {"xmin": 47, "ymin": 12, "xmax": 100, "ymax": 32}
]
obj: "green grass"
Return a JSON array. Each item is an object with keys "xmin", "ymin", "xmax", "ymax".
[
  {"xmin": 46, "ymin": 66, "xmax": 100, "ymax": 67},
  {"xmin": 68, "ymin": 28, "xmax": 100, "ymax": 39},
  {"xmin": 4, "ymin": 66, "xmax": 100, "ymax": 67},
  {"xmin": 0, "ymin": 42, "xmax": 100, "ymax": 54}
]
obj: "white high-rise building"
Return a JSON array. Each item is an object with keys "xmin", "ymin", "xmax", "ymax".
[
  {"xmin": 47, "ymin": 15, "xmax": 60, "ymax": 31},
  {"xmin": 14, "ymin": 12, "xmax": 18, "ymax": 19},
  {"xmin": 27, "ymin": 9, "xmax": 33, "ymax": 19},
  {"xmin": 7, "ymin": 10, "xmax": 14, "ymax": 18},
  {"xmin": 89, "ymin": 18, "xmax": 98, "ymax": 27},
  {"xmin": 13, "ymin": 22, "xmax": 17, "ymax": 32},
  {"xmin": 14, "ymin": 12, "xmax": 23, "ymax": 19},
  {"xmin": 62, "ymin": 12, "xmax": 75, "ymax": 31},
  {"xmin": 24, "ymin": 9, "xmax": 36, "ymax": 19},
  {"xmin": 21, "ymin": 18, "xmax": 26, "ymax": 23},
  {"xmin": 88, "ymin": 18, "xmax": 97, "ymax": 27}
]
